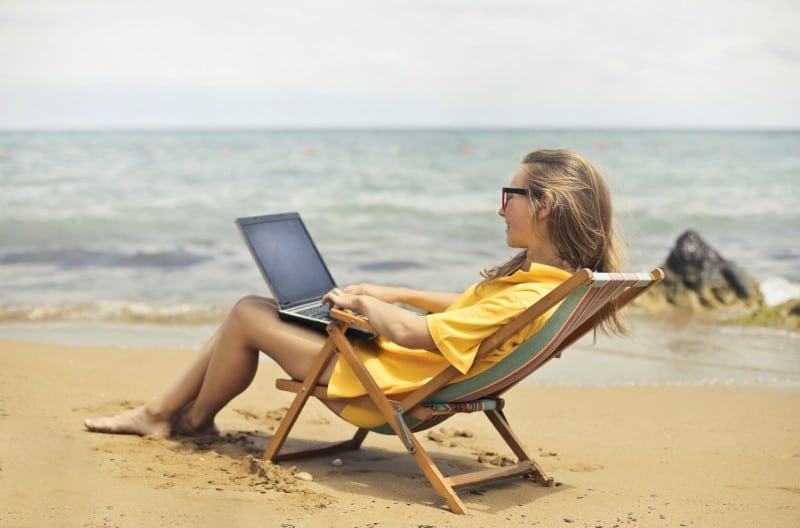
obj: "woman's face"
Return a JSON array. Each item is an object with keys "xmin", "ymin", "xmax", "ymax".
[{"xmin": 499, "ymin": 169, "xmax": 536, "ymax": 249}]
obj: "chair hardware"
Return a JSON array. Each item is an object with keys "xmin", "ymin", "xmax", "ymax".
[{"xmin": 394, "ymin": 404, "xmax": 416, "ymax": 453}]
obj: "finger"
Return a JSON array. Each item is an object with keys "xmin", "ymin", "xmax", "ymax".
[{"xmin": 322, "ymin": 290, "xmax": 337, "ymax": 305}]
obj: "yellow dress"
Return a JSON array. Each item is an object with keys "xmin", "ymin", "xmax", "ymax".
[{"xmin": 327, "ymin": 263, "xmax": 572, "ymax": 427}]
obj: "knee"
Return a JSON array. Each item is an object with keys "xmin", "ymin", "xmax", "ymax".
[
  {"xmin": 227, "ymin": 295, "xmax": 277, "ymax": 328},
  {"xmin": 233, "ymin": 294, "xmax": 263, "ymax": 309}
]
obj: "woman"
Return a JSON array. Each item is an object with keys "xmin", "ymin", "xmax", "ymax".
[{"xmin": 85, "ymin": 149, "xmax": 625, "ymax": 436}]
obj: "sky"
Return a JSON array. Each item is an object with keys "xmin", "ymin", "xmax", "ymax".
[{"xmin": 1, "ymin": 0, "xmax": 798, "ymax": 129}]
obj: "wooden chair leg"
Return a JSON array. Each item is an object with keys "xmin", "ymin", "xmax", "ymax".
[
  {"xmin": 263, "ymin": 337, "xmax": 338, "ymax": 461},
  {"xmin": 271, "ymin": 427, "xmax": 369, "ymax": 462},
  {"xmin": 485, "ymin": 409, "xmax": 553, "ymax": 486},
  {"xmin": 263, "ymin": 322, "xmax": 558, "ymax": 513},
  {"xmin": 403, "ymin": 429, "xmax": 468, "ymax": 514},
  {"xmin": 326, "ymin": 328, "xmax": 467, "ymax": 513}
]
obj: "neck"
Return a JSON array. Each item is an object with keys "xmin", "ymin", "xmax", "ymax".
[{"xmin": 523, "ymin": 245, "xmax": 567, "ymax": 271}]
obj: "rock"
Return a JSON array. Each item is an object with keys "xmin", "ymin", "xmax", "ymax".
[
  {"xmin": 636, "ymin": 230, "xmax": 763, "ymax": 312},
  {"xmin": 727, "ymin": 298, "xmax": 800, "ymax": 330},
  {"xmin": 294, "ymin": 471, "xmax": 313, "ymax": 481}
]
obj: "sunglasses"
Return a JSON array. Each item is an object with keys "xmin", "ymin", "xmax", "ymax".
[{"xmin": 501, "ymin": 186, "xmax": 542, "ymax": 210}]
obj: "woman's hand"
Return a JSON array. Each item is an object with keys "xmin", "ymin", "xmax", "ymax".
[
  {"xmin": 322, "ymin": 288, "xmax": 362, "ymax": 312},
  {"xmin": 322, "ymin": 286, "xmax": 437, "ymax": 352}
]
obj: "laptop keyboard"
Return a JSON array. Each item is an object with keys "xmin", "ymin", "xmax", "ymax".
[{"xmin": 294, "ymin": 303, "xmax": 332, "ymax": 321}]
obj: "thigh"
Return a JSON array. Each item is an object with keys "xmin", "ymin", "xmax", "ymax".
[{"xmin": 232, "ymin": 296, "xmax": 334, "ymax": 382}]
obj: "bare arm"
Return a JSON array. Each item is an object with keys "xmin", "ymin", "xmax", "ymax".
[
  {"xmin": 322, "ymin": 289, "xmax": 437, "ymax": 351},
  {"xmin": 342, "ymin": 284, "xmax": 459, "ymax": 314}
]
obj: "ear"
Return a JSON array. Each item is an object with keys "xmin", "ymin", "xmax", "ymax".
[{"xmin": 535, "ymin": 196, "xmax": 554, "ymax": 221}]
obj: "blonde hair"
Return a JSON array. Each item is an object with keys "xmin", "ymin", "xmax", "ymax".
[{"xmin": 482, "ymin": 149, "xmax": 627, "ymax": 334}]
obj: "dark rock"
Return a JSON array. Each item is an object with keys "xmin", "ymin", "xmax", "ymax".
[{"xmin": 636, "ymin": 230, "xmax": 763, "ymax": 312}]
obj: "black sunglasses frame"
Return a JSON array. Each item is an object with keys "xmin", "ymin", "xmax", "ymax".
[{"xmin": 501, "ymin": 186, "xmax": 542, "ymax": 209}]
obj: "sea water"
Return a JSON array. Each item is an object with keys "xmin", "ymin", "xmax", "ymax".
[
  {"xmin": 1, "ymin": 128, "xmax": 798, "ymax": 319},
  {"xmin": 1, "ymin": 129, "xmax": 798, "ymax": 383}
]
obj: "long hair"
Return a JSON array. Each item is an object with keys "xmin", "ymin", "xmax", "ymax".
[{"xmin": 482, "ymin": 149, "xmax": 627, "ymax": 335}]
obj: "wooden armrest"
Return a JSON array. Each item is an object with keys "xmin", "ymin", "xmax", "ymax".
[{"xmin": 330, "ymin": 307, "xmax": 376, "ymax": 333}]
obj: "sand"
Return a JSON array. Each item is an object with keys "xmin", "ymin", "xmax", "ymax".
[{"xmin": 1, "ymin": 337, "xmax": 799, "ymax": 527}]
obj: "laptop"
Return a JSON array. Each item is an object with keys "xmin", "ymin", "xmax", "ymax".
[{"xmin": 236, "ymin": 212, "xmax": 368, "ymax": 334}]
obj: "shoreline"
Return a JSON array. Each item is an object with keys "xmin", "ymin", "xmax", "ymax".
[
  {"xmin": 2, "ymin": 310, "xmax": 797, "ymax": 388},
  {"xmin": 1, "ymin": 337, "xmax": 798, "ymax": 526}
]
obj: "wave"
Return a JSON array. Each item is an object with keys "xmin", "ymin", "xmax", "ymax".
[
  {"xmin": 0, "ymin": 247, "xmax": 211, "ymax": 269},
  {"xmin": 760, "ymin": 276, "xmax": 800, "ymax": 306},
  {"xmin": 0, "ymin": 301, "xmax": 228, "ymax": 325}
]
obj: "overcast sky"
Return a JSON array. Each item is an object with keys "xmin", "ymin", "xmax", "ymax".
[{"xmin": 1, "ymin": 0, "xmax": 798, "ymax": 129}]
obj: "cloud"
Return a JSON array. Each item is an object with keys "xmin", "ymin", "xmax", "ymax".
[{"xmin": 0, "ymin": 0, "xmax": 798, "ymax": 128}]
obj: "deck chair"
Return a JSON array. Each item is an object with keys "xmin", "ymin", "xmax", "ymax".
[{"xmin": 263, "ymin": 268, "xmax": 664, "ymax": 514}]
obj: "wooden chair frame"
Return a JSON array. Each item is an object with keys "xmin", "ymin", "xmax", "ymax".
[{"xmin": 263, "ymin": 268, "xmax": 664, "ymax": 514}]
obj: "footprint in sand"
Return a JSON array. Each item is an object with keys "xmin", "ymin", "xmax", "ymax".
[
  {"xmin": 425, "ymin": 427, "xmax": 474, "ymax": 446},
  {"xmin": 568, "ymin": 463, "xmax": 604, "ymax": 472},
  {"xmin": 477, "ymin": 452, "xmax": 517, "ymax": 467},
  {"xmin": 233, "ymin": 408, "xmax": 261, "ymax": 421},
  {"xmin": 233, "ymin": 407, "xmax": 287, "ymax": 425}
]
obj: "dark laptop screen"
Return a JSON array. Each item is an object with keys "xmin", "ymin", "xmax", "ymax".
[{"xmin": 237, "ymin": 213, "xmax": 336, "ymax": 307}]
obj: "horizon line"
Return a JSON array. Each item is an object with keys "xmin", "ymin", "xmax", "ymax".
[{"xmin": 2, "ymin": 124, "xmax": 800, "ymax": 133}]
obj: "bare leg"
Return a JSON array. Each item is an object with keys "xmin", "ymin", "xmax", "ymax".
[
  {"xmin": 85, "ymin": 296, "xmax": 334, "ymax": 436},
  {"xmin": 84, "ymin": 328, "xmax": 222, "ymax": 436},
  {"xmin": 175, "ymin": 296, "xmax": 336, "ymax": 433}
]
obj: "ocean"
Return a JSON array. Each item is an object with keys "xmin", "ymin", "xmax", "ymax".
[{"xmin": 1, "ymin": 129, "xmax": 799, "ymax": 384}]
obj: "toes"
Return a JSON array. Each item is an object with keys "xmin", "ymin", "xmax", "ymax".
[
  {"xmin": 84, "ymin": 416, "xmax": 122, "ymax": 433},
  {"xmin": 84, "ymin": 417, "xmax": 108, "ymax": 432},
  {"xmin": 83, "ymin": 411, "xmax": 171, "ymax": 437}
]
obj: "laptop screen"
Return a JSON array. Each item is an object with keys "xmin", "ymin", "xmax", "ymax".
[{"xmin": 237, "ymin": 213, "xmax": 337, "ymax": 307}]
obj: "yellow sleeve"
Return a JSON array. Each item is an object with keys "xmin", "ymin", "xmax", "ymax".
[{"xmin": 426, "ymin": 290, "xmax": 531, "ymax": 374}]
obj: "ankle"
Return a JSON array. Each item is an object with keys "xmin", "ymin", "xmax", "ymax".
[
  {"xmin": 173, "ymin": 409, "xmax": 217, "ymax": 436},
  {"xmin": 144, "ymin": 400, "xmax": 173, "ymax": 422},
  {"xmin": 182, "ymin": 409, "xmax": 210, "ymax": 431}
]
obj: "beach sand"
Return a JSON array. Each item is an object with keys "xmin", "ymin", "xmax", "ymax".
[{"xmin": 2, "ymin": 337, "xmax": 799, "ymax": 527}]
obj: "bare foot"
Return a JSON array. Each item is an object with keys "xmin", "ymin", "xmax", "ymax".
[{"xmin": 84, "ymin": 406, "xmax": 172, "ymax": 437}]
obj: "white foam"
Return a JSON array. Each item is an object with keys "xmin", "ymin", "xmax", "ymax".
[{"xmin": 760, "ymin": 276, "xmax": 800, "ymax": 306}]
